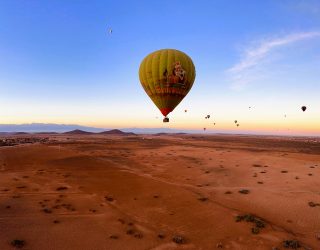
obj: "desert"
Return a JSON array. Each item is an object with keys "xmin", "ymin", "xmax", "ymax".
[{"xmin": 0, "ymin": 132, "xmax": 319, "ymax": 250}]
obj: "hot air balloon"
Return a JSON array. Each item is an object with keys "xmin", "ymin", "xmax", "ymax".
[
  {"xmin": 184, "ymin": 109, "xmax": 187, "ymax": 113},
  {"xmin": 139, "ymin": 49, "xmax": 196, "ymax": 122},
  {"xmin": 203, "ymin": 128, "xmax": 206, "ymax": 131},
  {"xmin": 234, "ymin": 120, "xmax": 237, "ymax": 124},
  {"xmin": 237, "ymin": 124, "xmax": 239, "ymax": 127},
  {"xmin": 301, "ymin": 106, "xmax": 306, "ymax": 112}
]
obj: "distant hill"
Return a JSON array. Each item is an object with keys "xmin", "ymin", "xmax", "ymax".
[
  {"xmin": 0, "ymin": 123, "xmax": 200, "ymax": 134},
  {"xmin": 13, "ymin": 132, "xmax": 30, "ymax": 135},
  {"xmin": 0, "ymin": 123, "xmax": 317, "ymax": 137},
  {"xmin": 0, "ymin": 123, "xmax": 105, "ymax": 133},
  {"xmin": 155, "ymin": 132, "xmax": 187, "ymax": 136},
  {"xmin": 34, "ymin": 132, "xmax": 59, "ymax": 135},
  {"xmin": 155, "ymin": 133, "xmax": 168, "ymax": 136},
  {"xmin": 63, "ymin": 129, "xmax": 94, "ymax": 135},
  {"xmin": 99, "ymin": 129, "xmax": 135, "ymax": 135}
]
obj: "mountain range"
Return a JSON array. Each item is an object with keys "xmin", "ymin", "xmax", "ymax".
[{"xmin": 0, "ymin": 123, "xmax": 196, "ymax": 134}]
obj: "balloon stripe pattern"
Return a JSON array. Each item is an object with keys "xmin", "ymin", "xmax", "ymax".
[{"xmin": 139, "ymin": 49, "xmax": 196, "ymax": 117}]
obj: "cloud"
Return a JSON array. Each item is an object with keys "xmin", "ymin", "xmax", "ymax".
[{"xmin": 227, "ymin": 31, "xmax": 320, "ymax": 90}]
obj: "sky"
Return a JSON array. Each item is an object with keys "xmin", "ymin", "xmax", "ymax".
[{"xmin": 0, "ymin": 0, "xmax": 320, "ymax": 135}]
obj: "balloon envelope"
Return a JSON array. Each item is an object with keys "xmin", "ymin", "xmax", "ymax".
[
  {"xmin": 301, "ymin": 106, "xmax": 306, "ymax": 112},
  {"xmin": 139, "ymin": 49, "xmax": 196, "ymax": 118}
]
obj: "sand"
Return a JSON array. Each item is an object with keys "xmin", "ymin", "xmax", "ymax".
[{"xmin": 0, "ymin": 134, "xmax": 319, "ymax": 250}]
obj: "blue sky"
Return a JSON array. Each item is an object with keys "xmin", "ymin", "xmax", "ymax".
[{"xmin": 0, "ymin": 0, "xmax": 320, "ymax": 135}]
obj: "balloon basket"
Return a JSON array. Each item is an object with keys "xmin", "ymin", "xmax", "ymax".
[{"xmin": 163, "ymin": 117, "xmax": 169, "ymax": 123}]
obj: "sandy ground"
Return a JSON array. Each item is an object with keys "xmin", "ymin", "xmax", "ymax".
[{"xmin": 0, "ymin": 134, "xmax": 319, "ymax": 250}]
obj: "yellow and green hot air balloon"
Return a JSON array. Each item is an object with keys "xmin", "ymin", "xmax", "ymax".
[{"xmin": 139, "ymin": 49, "xmax": 196, "ymax": 122}]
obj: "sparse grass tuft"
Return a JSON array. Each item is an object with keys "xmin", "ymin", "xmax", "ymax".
[{"xmin": 11, "ymin": 239, "xmax": 25, "ymax": 248}]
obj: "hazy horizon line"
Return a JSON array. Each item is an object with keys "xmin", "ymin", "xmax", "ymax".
[{"xmin": 0, "ymin": 123, "xmax": 319, "ymax": 138}]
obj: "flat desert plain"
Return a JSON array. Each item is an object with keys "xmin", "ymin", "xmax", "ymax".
[{"xmin": 0, "ymin": 134, "xmax": 320, "ymax": 250}]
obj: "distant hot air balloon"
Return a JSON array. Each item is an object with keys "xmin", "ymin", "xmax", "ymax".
[
  {"xmin": 139, "ymin": 49, "xmax": 196, "ymax": 122},
  {"xmin": 213, "ymin": 123, "xmax": 216, "ymax": 125},
  {"xmin": 184, "ymin": 109, "xmax": 187, "ymax": 113},
  {"xmin": 203, "ymin": 128, "xmax": 206, "ymax": 131},
  {"xmin": 237, "ymin": 124, "xmax": 239, "ymax": 127},
  {"xmin": 301, "ymin": 106, "xmax": 306, "ymax": 112},
  {"xmin": 108, "ymin": 28, "xmax": 112, "ymax": 34},
  {"xmin": 234, "ymin": 120, "xmax": 237, "ymax": 124}
]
